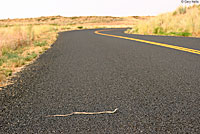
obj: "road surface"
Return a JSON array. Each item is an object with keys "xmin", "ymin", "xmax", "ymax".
[{"xmin": 1, "ymin": 29, "xmax": 200, "ymax": 133}]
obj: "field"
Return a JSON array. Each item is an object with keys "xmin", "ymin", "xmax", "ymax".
[
  {"xmin": 127, "ymin": 5, "xmax": 200, "ymax": 37},
  {"xmin": 0, "ymin": 16, "xmax": 142, "ymax": 86}
]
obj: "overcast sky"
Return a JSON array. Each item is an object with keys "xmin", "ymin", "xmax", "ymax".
[{"xmin": 0, "ymin": 0, "xmax": 189, "ymax": 19}]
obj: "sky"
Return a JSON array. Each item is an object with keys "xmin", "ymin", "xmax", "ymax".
[{"xmin": 0, "ymin": 0, "xmax": 190, "ymax": 19}]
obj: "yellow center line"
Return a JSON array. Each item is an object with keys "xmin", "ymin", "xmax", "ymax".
[{"xmin": 94, "ymin": 30, "xmax": 200, "ymax": 55}]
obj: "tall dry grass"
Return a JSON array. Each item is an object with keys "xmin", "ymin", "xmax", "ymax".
[
  {"xmin": 127, "ymin": 5, "xmax": 200, "ymax": 37},
  {"xmin": 0, "ymin": 25, "xmax": 63, "ymax": 85},
  {"xmin": 0, "ymin": 26, "xmax": 31, "ymax": 55},
  {"xmin": 0, "ymin": 25, "xmax": 51, "ymax": 53},
  {"xmin": 0, "ymin": 25, "xmax": 73, "ymax": 54}
]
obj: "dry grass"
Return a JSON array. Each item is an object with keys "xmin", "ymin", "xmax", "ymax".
[
  {"xmin": 127, "ymin": 5, "xmax": 200, "ymax": 37},
  {"xmin": 0, "ymin": 25, "xmax": 60, "ymax": 86},
  {"xmin": 0, "ymin": 24, "xmax": 83, "ymax": 86},
  {"xmin": 0, "ymin": 16, "xmax": 128, "ymax": 26}
]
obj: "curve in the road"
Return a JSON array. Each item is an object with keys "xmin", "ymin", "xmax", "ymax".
[{"xmin": 95, "ymin": 29, "xmax": 200, "ymax": 55}]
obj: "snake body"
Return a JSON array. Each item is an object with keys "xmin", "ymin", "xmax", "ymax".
[{"xmin": 46, "ymin": 108, "xmax": 118, "ymax": 117}]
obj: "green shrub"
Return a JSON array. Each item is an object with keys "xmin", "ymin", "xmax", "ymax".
[
  {"xmin": 0, "ymin": 58, "xmax": 5, "ymax": 66},
  {"xmin": 173, "ymin": 11, "xmax": 177, "ymax": 16},
  {"xmin": 169, "ymin": 32, "xmax": 192, "ymax": 36},
  {"xmin": 37, "ymin": 18, "xmax": 42, "ymax": 21},
  {"xmin": 2, "ymin": 48, "xmax": 10, "ymax": 56},
  {"xmin": 77, "ymin": 26, "xmax": 83, "ymax": 29},
  {"xmin": 2, "ymin": 49, "xmax": 19, "ymax": 59},
  {"xmin": 24, "ymin": 56, "xmax": 32, "ymax": 61},
  {"xmin": 34, "ymin": 41, "xmax": 47, "ymax": 47},
  {"xmin": 177, "ymin": 32, "xmax": 192, "ymax": 36},
  {"xmin": 11, "ymin": 56, "xmax": 23, "ymax": 62},
  {"xmin": 4, "ymin": 69, "xmax": 12, "ymax": 77},
  {"xmin": 134, "ymin": 28, "xmax": 139, "ymax": 33},
  {"xmin": 50, "ymin": 18, "xmax": 57, "ymax": 20},
  {"xmin": 178, "ymin": 6, "xmax": 187, "ymax": 14},
  {"xmin": 7, "ymin": 53, "xmax": 19, "ymax": 59},
  {"xmin": 15, "ymin": 47, "xmax": 24, "ymax": 54},
  {"xmin": 71, "ymin": 17, "xmax": 78, "ymax": 19},
  {"xmin": 14, "ymin": 59, "xmax": 25, "ymax": 67},
  {"xmin": 61, "ymin": 27, "xmax": 70, "ymax": 30},
  {"xmin": 24, "ymin": 52, "xmax": 37, "ymax": 61},
  {"xmin": 153, "ymin": 27, "xmax": 164, "ymax": 34},
  {"xmin": 50, "ymin": 23, "xmax": 59, "ymax": 26}
]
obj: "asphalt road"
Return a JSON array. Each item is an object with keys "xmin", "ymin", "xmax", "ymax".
[{"xmin": 1, "ymin": 29, "xmax": 200, "ymax": 133}]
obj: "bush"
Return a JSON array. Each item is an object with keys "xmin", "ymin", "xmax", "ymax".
[
  {"xmin": 169, "ymin": 32, "xmax": 192, "ymax": 36},
  {"xmin": 7, "ymin": 53, "xmax": 19, "ymax": 59},
  {"xmin": 50, "ymin": 23, "xmax": 59, "ymax": 26},
  {"xmin": 71, "ymin": 17, "xmax": 78, "ymax": 19},
  {"xmin": 50, "ymin": 18, "xmax": 57, "ymax": 20},
  {"xmin": 178, "ymin": 6, "xmax": 187, "ymax": 14},
  {"xmin": 4, "ymin": 69, "xmax": 12, "ymax": 77},
  {"xmin": 173, "ymin": 11, "xmax": 177, "ymax": 16},
  {"xmin": 77, "ymin": 26, "xmax": 83, "ymax": 29},
  {"xmin": 2, "ymin": 49, "xmax": 19, "ymax": 59},
  {"xmin": 0, "ymin": 58, "xmax": 5, "ymax": 66},
  {"xmin": 14, "ymin": 59, "xmax": 25, "ymax": 67},
  {"xmin": 153, "ymin": 27, "xmax": 164, "ymax": 34},
  {"xmin": 24, "ymin": 52, "xmax": 37, "ymax": 61},
  {"xmin": 34, "ymin": 41, "xmax": 47, "ymax": 47}
]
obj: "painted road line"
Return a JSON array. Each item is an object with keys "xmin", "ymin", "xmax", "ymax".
[{"xmin": 95, "ymin": 30, "xmax": 200, "ymax": 55}]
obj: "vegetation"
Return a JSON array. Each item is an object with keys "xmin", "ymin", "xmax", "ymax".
[
  {"xmin": 127, "ymin": 5, "xmax": 200, "ymax": 37},
  {"xmin": 0, "ymin": 25, "xmax": 60, "ymax": 86},
  {"xmin": 0, "ymin": 16, "xmax": 131, "ymax": 26},
  {"xmin": 77, "ymin": 26, "xmax": 83, "ymax": 29}
]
